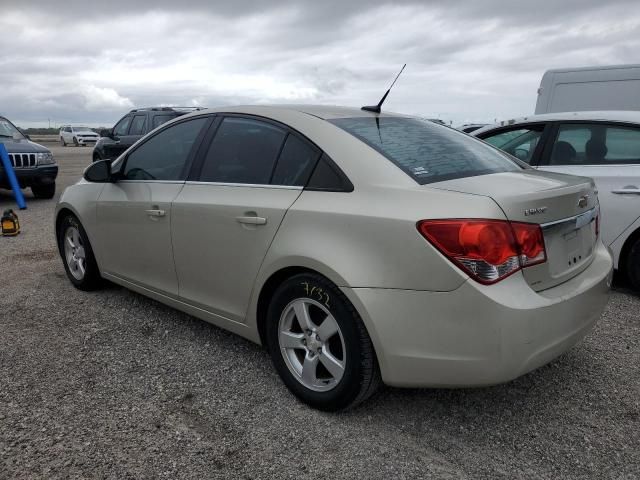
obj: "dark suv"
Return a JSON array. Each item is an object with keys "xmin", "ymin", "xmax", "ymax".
[
  {"xmin": 92, "ymin": 107, "xmax": 203, "ymax": 162},
  {"xmin": 0, "ymin": 115, "xmax": 58, "ymax": 199}
]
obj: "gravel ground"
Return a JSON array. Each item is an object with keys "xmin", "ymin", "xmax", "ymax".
[{"xmin": 0, "ymin": 145, "xmax": 639, "ymax": 479}]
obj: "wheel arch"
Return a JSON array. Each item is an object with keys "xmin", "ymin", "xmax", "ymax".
[
  {"xmin": 255, "ymin": 266, "xmax": 323, "ymax": 347},
  {"xmin": 253, "ymin": 263, "xmax": 384, "ymax": 377},
  {"xmin": 618, "ymin": 224, "xmax": 640, "ymax": 277},
  {"xmin": 55, "ymin": 203, "xmax": 101, "ymax": 266},
  {"xmin": 55, "ymin": 206, "xmax": 81, "ymax": 256}
]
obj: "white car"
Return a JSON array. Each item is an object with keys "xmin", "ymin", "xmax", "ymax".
[
  {"xmin": 473, "ymin": 111, "xmax": 640, "ymax": 290},
  {"xmin": 56, "ymin": 105, "xmax": 612, "ymax": 410},
  {"xmin": 59, "ymin": 125, "xmax": 99, "ymax": 147}
]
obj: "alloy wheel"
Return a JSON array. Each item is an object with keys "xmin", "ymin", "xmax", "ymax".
[
  {"xmin": 278, "ymin": 298, "xmax": 346, "ymax": 392},
  {"xmin": 64, "ymin": 225, "xmax": 86, "ymax": 280}
]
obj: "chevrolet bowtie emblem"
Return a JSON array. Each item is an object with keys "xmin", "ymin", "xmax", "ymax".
[{"xmin": 578, "ymin": 195, "xmax": 589, "ymax": 208}]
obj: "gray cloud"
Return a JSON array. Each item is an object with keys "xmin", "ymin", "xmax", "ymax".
[{"xmin": 2, "ymin": 0, "xmax": 640, "ymax": 127}]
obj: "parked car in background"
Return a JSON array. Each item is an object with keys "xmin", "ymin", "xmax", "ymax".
[
  {"xmin": 59, "ymin": 125, "xmax": 99, "ymax": 147},
  {"xmin": 473, "ymin": 111, "xmax": 640, "ymax": 290},
  {"xmin": 93, "ymin": 107, "xmax": 203, "ymax": 162},
  {"xmin": 455, "ymin": 123, "xmax": 488, "ymax": 134},
  {"xmin": 535, "ymin": 64, "xmax": 640, "ymax": 114},
  {"xmin": 0, "ymin": 115, "xmax": 58, "ymax": 198},
  {"xmin": 57, "ymin": 105, "xmax": 612, "ymax": 411}
]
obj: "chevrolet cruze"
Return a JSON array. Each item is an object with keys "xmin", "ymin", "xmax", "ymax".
[{"xmin": 55, "ymin": 105, "xmax": 613, "ymax": 411}]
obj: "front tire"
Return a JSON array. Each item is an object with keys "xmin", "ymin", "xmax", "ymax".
[
  {"xmin": 626, "ymin": 238, "xmax": 640, "ymax": 291},
  {"xmin": 266, "ymin": 273, "xmax": 380, "ymax": 411},
  {"xmin": 31, "ymin": 183, "xmax": 55, "ymax": 199},
  {"xmin": 60, "ymin": 136, "xmax": 66, "ymax": 146},
  {"xmin": 73, "ymin": 137, "xmax": 79, "ymax": 147},
  {"xmin": 56, "ymin": 214, "xmax": 102, "ymax": 291}
]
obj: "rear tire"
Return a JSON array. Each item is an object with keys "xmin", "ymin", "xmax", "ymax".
[
  {"xmin": 626, "ymin": 238, "xmax": 640, "ymax": 291},
  {"xmin": 265, "ymin": 273, "xmax": 380, "ymax": 411},
  {"xmin": 31, "ymin": 183, "xmax": 55, "ymax": 199},
  {"xmin": 56, "ymin": 214, "xmax": 102, "ymax": 291}
]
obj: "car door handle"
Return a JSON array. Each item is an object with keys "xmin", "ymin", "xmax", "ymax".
[
  {"xmin": 145, "ymin": 209, "xmax": 166, "ymax": 217},
  {"xmin": 236, "ymin": 215, "xmax": 267, "ymax": 225},
  {"xmin": 611, "ymin": 188, "xmax": 640, "ymax": 195}
]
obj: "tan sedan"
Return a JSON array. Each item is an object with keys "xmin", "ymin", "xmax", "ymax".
[{"xmin": 55, "ymin": 105, "xmax": 613, "ymax": 411}]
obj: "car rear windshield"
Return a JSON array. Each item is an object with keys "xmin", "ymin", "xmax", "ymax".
[{"xmin": 329, "ymin": 117, "xmax": 521, "ymax": 184}]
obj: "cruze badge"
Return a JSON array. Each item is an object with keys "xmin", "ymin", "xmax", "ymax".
[
  {"xmin": 577, "ymin": 195, "xmax": 589, "ymax": 208},
  {"xmin": 524, "ymin": 207, "xmax": 547, "ymax": 216}
]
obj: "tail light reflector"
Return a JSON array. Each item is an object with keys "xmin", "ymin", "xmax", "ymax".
[{"xmin": 417, "ymin": 219, "xmax": 546, "ymax": 284}]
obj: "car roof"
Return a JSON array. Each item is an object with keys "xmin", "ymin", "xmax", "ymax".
[
  {"xmin": 185, "ymin": 104, "xmax": 412, "ymax": 121},
  {"xmin": 474, "ymin": 110, "xmax": 640, "ymax": 135}
]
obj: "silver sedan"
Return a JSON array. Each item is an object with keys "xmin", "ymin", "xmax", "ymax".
[{"xmin": 55, "ymin": 105, "xmax": 613, "ymax": 411}]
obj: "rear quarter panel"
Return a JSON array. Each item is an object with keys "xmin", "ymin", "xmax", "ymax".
[{"xmin": 252, "ymin": 185, "xmax": 508, "ymax": 293}]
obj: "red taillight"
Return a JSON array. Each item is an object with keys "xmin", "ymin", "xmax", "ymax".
[{"xmin": 417, "ymin": 219, "xmax": 546, "ymax": 284}]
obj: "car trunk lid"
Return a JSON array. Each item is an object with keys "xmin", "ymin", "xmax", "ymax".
[{"xmin": 429, "ymin": 170, "xmax": 599, "ymax": 291}]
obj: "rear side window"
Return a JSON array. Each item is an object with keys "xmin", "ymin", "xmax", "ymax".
[
  {"xmin": 199, "ymin": 117, "xmax": 286, "ymax": 184},
  {"xmin": 307, "ymin": 154, "xmax": 353, "ymax": 192},
  {"xmin": 330, "ymin": 117, "xmax": 521, "ymax": 184},
  {"xmin": 123, "ymin": 117, "xmax": 207, "ymax": 181},
  {"xmin": 129, "ymin": 115, "xmax": 146, "ymax": 136},
  {"xmin": 549, "ymin": 123, "xmax": 640, "ymax": 165},
  {"xmin": 271, "ymin": 134, "xmax": 320, "ymax": 186}
]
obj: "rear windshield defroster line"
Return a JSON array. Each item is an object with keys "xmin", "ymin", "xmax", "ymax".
[{"xmin": 329, "ymin": 117, "xmax": 521, "ymax": 185}]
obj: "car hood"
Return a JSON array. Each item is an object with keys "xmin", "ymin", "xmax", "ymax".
[{"xmin": 0, "ymin": 137, "xmax": 50, "ymax": 153}]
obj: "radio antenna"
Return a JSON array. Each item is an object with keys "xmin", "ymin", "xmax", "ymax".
[{"xmin": 361, "ymin": 64, "xmax": 406, "ymax": 114}]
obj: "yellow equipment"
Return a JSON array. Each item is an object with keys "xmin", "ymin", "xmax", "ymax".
[{"xmin": 1, "ymin": 209, "xmax": 20, "ymax": 236}]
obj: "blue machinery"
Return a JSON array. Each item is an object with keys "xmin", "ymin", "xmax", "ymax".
[{"xmin": 0, "ymin": 143, "xmax": 27, "ymax": 210}]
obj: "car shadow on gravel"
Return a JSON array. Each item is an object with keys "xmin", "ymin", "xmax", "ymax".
[
  {"xmin": 95, "ymin": 277, "xmax": 624, "ymax": 421},
  {"xmin": 611, "ymin": 270, "xmax": 638, "ymax": 296},
  {"xmin": 367, "ymin": 347, "xmax": 604, "ymax": 415}
]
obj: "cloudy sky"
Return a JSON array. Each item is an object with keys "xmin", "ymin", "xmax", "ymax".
[{"xmin": 3, "ymin": 0, "xmax": 640, "ymax": 128}]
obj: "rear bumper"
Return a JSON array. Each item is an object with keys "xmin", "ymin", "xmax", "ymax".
[
  {"xmin": 0, "ymin": 165, "xmax": 58, "ymax": 188},
  {"xmin": 342, "ymin": 241, "xmax": 613, "ymax": 388}
]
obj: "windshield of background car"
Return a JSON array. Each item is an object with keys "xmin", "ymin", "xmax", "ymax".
[
  {"xmin": 74, "ymin": 127, "xmax": 94, "ymax": 133},
  {"xmin": 329, "ymin": 117, "xmax": 521, "ymax": 184},
  {"xmin": 0, "ymin": 118, "xmax": 24, "ymax": 139}
]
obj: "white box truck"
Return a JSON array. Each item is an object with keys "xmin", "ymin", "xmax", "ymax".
[{"xmin": 535, "ymin": 64, "xmax": 640, "ymax": 114}]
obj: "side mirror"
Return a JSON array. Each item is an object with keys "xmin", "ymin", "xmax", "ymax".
[
  {"xmin": 99, "ymin": 128, "xmax": 112, "ymax": 138},
  {"xmin": 84, "ymin": 159, "xmax": 113, "ymax": 183}
]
